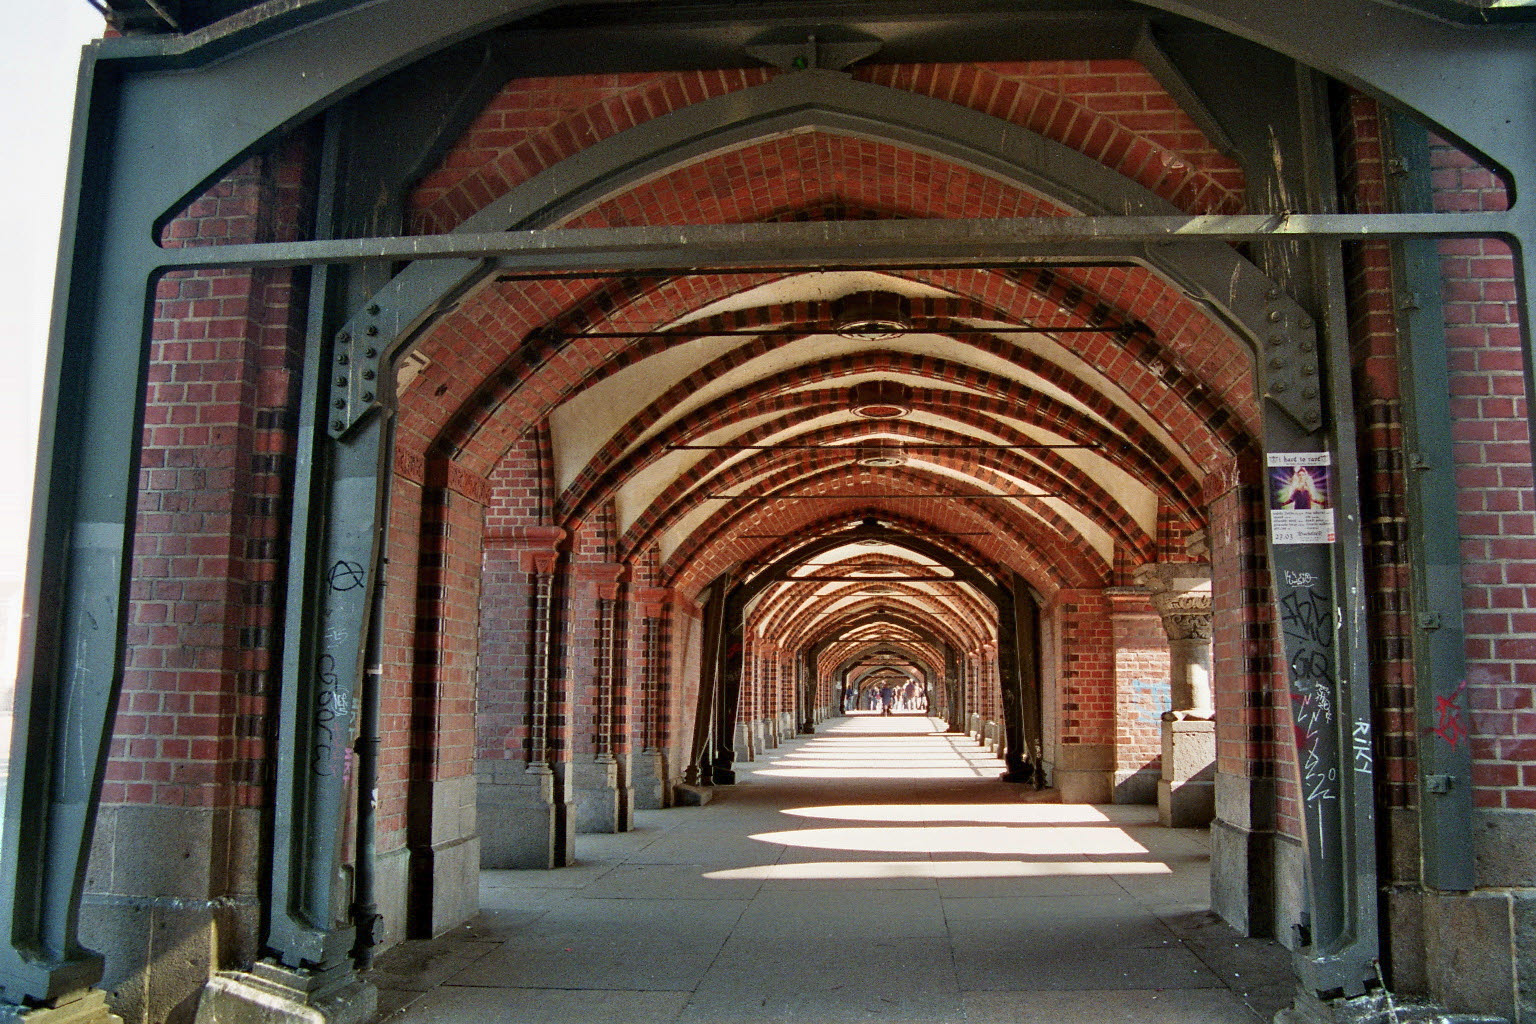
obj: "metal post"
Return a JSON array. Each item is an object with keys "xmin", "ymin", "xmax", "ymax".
[
  {"xmin": 1256, "ymin": 68, "xmax": 1379, "ymax": 997},
  {"xmin": 1384, "ymin": 112, "xmax": 1477, "ymax": 891}
]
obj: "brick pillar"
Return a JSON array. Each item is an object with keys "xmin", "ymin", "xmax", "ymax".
[
  {"xmin": 568, "ymin": 562, "xmax": 631, "ymax": 833},
  {"xmin": 1107, "ymin": 588, "xmax": 1171, "ymax": 805},
  {"xmin": 406, "ymin": 466, "xmax": 487, "ymax": 937},
  {"xmin": 476, "ymin": 526, "xmax": 573, "ymax": 868},
  {"xmin": 632, "ymin": 588, "xmax": 672, "ymax": 808},
  {"xmin": 1206, "ymin": 462, "xmax": 1280, "ymax": 938},
  {"xmin": 86, "ymin": 140, "xmax": 311, "ymax": 1024},
  {"xmin": 1052, "ymin": 588, "xmax": 1116, "ymax": 802}
]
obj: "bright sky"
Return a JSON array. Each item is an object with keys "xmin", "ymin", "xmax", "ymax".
[{"xmin": 0, "ymin": 5, "xmax": 105, "ymax": 667}]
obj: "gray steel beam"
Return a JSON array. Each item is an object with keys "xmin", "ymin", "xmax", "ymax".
[
  {"xmin": 1130, "ymin": 0, "xmax": 1536, "ymax": 180},
  {"xmin": 1385, "ymin": 112, "xmax": 1476, "ymax": 892},
  {"xmin": 0, "ymin": 3, "xmax": 574, "ymax": 1002},
  {"xmin": 155, "ymin": 211, "xmax": 1513, "ymax": 275},
  {"xmin": 479, "ymin": 0, "xmax": 1149, "ymax": 73},
  {"xmin": 267, "ymin": 114, "xmax": 392, "ymax": 971}
]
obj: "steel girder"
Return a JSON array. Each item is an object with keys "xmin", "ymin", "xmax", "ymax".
[{"xmin": 12, "ymin": 0, "xmax": 1536, "ymax": 1011}]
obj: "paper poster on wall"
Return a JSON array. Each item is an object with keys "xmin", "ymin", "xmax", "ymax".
[{"xmin": 1268, "ymin": 451, "xmax": 1335, "ymax": 545}]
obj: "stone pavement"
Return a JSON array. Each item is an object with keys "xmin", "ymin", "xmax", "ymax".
[{"xmin": 369, "ymin": 714, "xmax": 1295, "ymax": 1023}]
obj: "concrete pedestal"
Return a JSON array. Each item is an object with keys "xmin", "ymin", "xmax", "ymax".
[
  {"xmin": 631, "ymin": 749, "xmax": 670, "ymax": 809},
  {"xmin": 573, "ymin": 756, "xmax": 632, "ymax": 833},
  {"xmin": 477, "ymin": 763, "xmax": 573, "ymax": 868},
  {"xmin": 1158, "ymin": 716, "xmax": 1215, "ymax": 827},
  {"xmin": 1, "ymin": 992, "xmax": 122, "ymax": 1024},
  {"xmin": 195, "ymin": 962, "xmax": 375, "ymax": 1024},
  {"xmin": 1210, "ymin": 773, "xmax": 1275, "ymax": 937},
  {"xmin": 1056, "ymin": 742, "xmax": 1114, "ymax": 803}
]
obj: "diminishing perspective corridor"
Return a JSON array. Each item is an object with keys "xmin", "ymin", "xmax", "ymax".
[{"xmin": 369, "ymin": 714, "xmax": 1292, "ymax": 1024}]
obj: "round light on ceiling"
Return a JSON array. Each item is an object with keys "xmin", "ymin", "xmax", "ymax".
[
  {"xmin": 849, "ymin": 380, "xmax": 913, "ymax": 419},
  {"xmin": 855, "ymin": 442, "xmax": 907, "ymax": 467},
  {"xmin": 833, "ymin": 291, "xmax": 911, "ymax": 340}
]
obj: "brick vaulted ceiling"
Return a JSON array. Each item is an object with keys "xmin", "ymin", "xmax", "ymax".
[{"xmin": 389, "ymin": 57, "xmax": 1255, "ymax": 651}]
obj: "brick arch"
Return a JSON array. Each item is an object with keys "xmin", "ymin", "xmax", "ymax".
[
  {"xmin": 410, "ymin": 60, "xmax": 1241, "ymax": 237},
  {"xmin": 798, "ymin": 601, "xmax": 985, "ymax": 662},
  {"xmin": 410, "ymin": 69, "xmax": 773, "ymax": 235},
  {"xmin": 598, "ymin": 367, "xmax": 1197, "ymax": 546},
  {"xmin": 387, "ymin": 70, "xmax": 1284, "ymax": 482},
  {"xmin": 615, "ymin": 418, "xmax": 1155, "ymax": 566},
  {"xmin": 754, "ymin": 555, "xmax": 990, "ymax": 651},
  {"xmin": 776, "ymin": 587, "xmax": 993, "ymax": 659},
  {"xmin": 669, "ymin": 505, "xmax": 1039, "ymax": 601},
  {"xmin": 593, "ymin": 395, "xmax": 1188, "ymax": 552},
  {"xmin": 647, "ymin": 457, "xmax": 1107, "ymax": 587},
  {"xmin": 623, "ymin": 425, "xmax": 1140, "ymax": 577},
  {"xmin": 812, "ymin": 608, "xmax": 978, "ymax": 655},
  {"xmin": 854, "ymin": 61, "xmax": 1244, "ymax": 214},
  {"xmin": 659, "ymin": 468, "xmax": 1104, "ymax": 599},
  {"xmin": 758, "ymin": 555, "xmax": 999, "ymax": 644},
  {"xmin": 543, "ymin": 288, "xmax": 1248, "ymax": 459},
  {"xmin": 548, "ymin": 287, "xmax": 1244, "ymax": 515},
  {"xmin": 430, "ymin": 259, "xmax": 1249, "ymax": 493},
  {"xmin": 565, "ymin": 133, "xmax": 1073, "ymax": 229}
]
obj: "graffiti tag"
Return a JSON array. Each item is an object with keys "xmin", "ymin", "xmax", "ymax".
[{"xmin": 1429, "ymin": 680, "xmax": 1470, "ymax": 749}]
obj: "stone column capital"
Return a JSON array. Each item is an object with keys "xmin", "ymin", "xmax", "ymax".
[
  {"xmin": 1131, "ymin": 561, "xmax": 1212, "ymax": 596},
  {"xmin": 1132, "ymin": 562, "xmax": 1212, "ymax": 639}
]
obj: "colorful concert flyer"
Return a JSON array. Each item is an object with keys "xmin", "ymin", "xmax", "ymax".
[{"xmin": 1268, "ymin": 451, "xmax": 1335, "ymax": 545}]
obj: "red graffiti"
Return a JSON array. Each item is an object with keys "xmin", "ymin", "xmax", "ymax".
[{"xmin": 1429, "ymin": 680, "xmax": 1470, "ymax": 748}]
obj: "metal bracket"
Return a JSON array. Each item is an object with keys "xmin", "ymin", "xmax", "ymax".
[
  {"xmin": 329, "ymin": 311, "xmax": 384, "ymax": 438},
  {"xmin": 1256, "ymin": 289, "xmax": 1324, "ymax": 430},
  {"xmin": 744, "ymin": 28, "xmax": 881, "ymax": 72},
  {"xmin": 1425, "ymin": 774, "xmax": 1455, "ymax": 794}
]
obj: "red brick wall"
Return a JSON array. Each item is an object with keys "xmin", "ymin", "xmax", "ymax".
[
  {"xmin": 1055, "ymin": 589, "xmax": 1115, "ymax": 748},
  {"xmin": 414, "ymin": 60, "xmax": 1242, "ymax": 238},
  {"xmin": 1432, "ymin": 142, "xmax": 1536, "ymax": 809},
  {"xmin": 112, "ymin": 133, "xmax": 312, "ymax": 809},
  {"xmin": 1111, "ymin": 595, "xmax": 1170, "ymax": 774}
]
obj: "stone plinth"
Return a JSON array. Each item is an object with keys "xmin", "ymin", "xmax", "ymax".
[{"xmin": 1158, "ymin": 716, "xmax": 1216, "ymax": 826}]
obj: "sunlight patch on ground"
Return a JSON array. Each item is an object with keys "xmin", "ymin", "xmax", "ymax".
[
  {"xmin": 780, "ymin": 804, "xmax": 1114, "ymax": 824},
  {"xmin": 753, "ymin": 767, "xmax": 991, "ymax": 779},
  {"xmin": 703, "ymin": 860, "xmax": 1172, "ymax": 880},
  {"xmin": 749, "ymin": 825, "xmax": 1149, "ymax": 855}
]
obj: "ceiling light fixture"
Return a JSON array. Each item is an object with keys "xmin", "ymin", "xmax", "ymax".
[
  {"xmin": 832, "ymin": 291, "xmax": 911, "ymax": 340},
  {"xmin": 849, "ymin": 379, "xmax": 913, "ymax": 418}
]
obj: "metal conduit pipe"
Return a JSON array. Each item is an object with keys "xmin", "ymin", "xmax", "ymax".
[
  {"xmin": 349, "ymin": 535, "xmax": 386, "ymax": 969},
  {"xmin": 349, "ymin": 377, "xmax": 396, "ymax": 971}
]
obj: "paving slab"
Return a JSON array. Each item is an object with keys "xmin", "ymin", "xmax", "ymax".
[
  {"xmin": 369, "ymin": 714, "xmax": 1295, "ymax": 1024},
  {"xmin": 388, "ymin": 985, "xmax": 690, "ymax": 1024},
  {"xmin": 962, "ymin": 988, "xmax": 1265, "ymax": 1023}
]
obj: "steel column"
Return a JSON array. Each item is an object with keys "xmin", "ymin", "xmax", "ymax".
[
  {"xmin": 1249, "ymin": 70, "xmax": 1379, "ymax": 996},
  {"xmin": 1386, "ymin": 112, "xmax": 1477, "ymax": 891}
]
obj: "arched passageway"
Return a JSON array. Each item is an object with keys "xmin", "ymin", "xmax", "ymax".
[{"xmin": 13, "ymin": 4, "xmax": 1536, "ymax": 1024}]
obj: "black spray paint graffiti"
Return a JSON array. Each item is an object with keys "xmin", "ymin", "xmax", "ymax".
[
  {"xmin": 328, "ymin": 559, "xmax": 366, "ymax": 591},
  {"xmin": 1280, "ymin": 584, "xmax": 1342, "ymax": 859},
  {"xmin": 315, "ymin": 654, "xmax": 340, "ymax": 776}
]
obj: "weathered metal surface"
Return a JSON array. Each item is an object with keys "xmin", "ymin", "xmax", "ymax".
[{"xmin": 1387, "ymin": 112, "xmax": 1476, "ymax": 893}]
